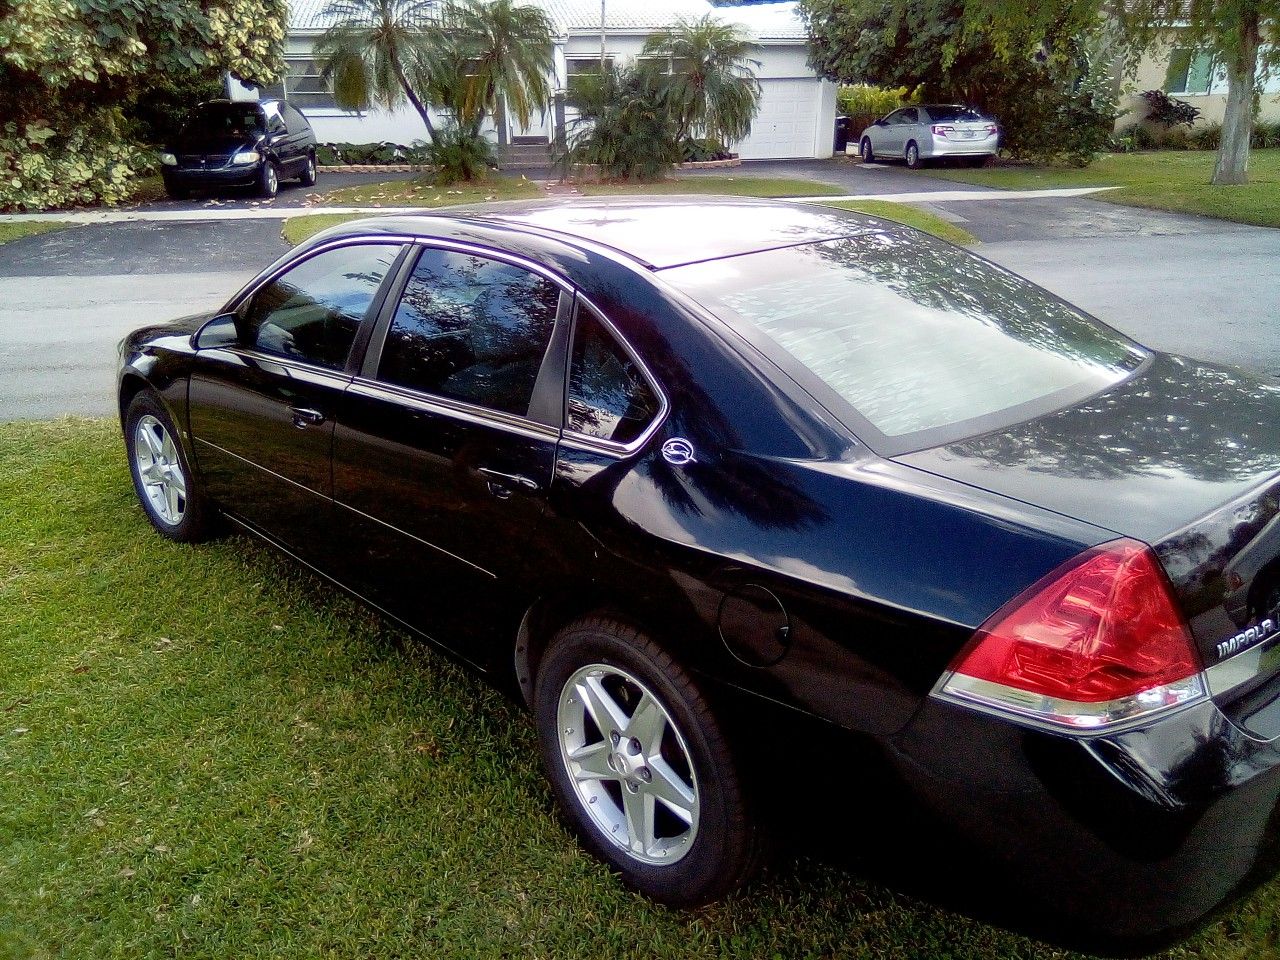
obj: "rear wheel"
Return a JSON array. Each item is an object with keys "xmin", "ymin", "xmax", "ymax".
[
  {"xmin": 905, "ymin": 141, "xmax": 923, "ymax": 169},
  {"xmin": 124, "ymin": 390, "xmax": 216, "ymax": 543},
  {"xmin": 533, "ymin": 616, "xmax": 761, "ymax": 906},
  {"xmin": 299, "ymin": 151, "xmax": 317, "ymax": 186},
  {"xmin": 259, "ymin": 161, "xmax": 279, "ymax": 199},
  {"xmin": 860, "ymin": 138, "xmax": 875, "ymax": 163}
]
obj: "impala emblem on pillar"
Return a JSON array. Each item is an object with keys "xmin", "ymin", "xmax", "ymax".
[{"xmin": 661, "ymin": 438, "xmax": 697, "ymax": 466}]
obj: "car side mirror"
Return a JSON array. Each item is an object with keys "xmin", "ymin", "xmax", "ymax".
[{"xmin": 192, "ymin": 311, "xmax": 241, "ymax": 350}]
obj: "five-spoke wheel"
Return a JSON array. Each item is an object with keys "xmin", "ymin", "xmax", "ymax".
[
  {"xmin": 535, "ymin": 617, "xmax": 760, "ymax": 906},
  {"xmin": 124, "ymin": 390, "xmax": 215, "ymax": 542}
]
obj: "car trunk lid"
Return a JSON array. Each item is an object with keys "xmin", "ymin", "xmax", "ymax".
[{"xmin": 897, "ymin": 352, "xmax": 1280, "ymax": 688}]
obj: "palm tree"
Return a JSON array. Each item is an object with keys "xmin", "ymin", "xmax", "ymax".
[
  {"xmin": 314, "ymin": 0, "xmax": 444, "ymax": 143},
  {"xmin": 446, "ymin": 0, "xmax": 555, "ymax": 147},
  {"xmin": 642, "ymin": 15, "xmax": 762, "ymax": 148}
]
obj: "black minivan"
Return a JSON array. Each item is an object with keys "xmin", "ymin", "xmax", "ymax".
[{"xmin": 159, "ymin": 99, "xmax": 318, "ymax": 200}]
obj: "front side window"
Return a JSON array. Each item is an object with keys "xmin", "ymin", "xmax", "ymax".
[
  {"xmin": 662, "ymin": 233, "xmax": 1142, "ymax": 453},
  {"xmin": 378, "ymin": 248, "xmax": 561, "ymax": 416},
  {"xmin": 567, "ymin": 309, "xmax": 660, "ymax": 445},
  {"xmin": 238, "ymin": 244, "xmax": 401, "ymax": 369}
]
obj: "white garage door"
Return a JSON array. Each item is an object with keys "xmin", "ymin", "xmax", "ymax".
[{"xmin": 736, "ymin": 78, "xmax": 820, "ymax": 160}]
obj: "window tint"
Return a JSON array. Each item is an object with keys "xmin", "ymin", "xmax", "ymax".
[
  {"xmin": 927, "ymin": 106, "xmax": 984, "ymax": 122},
  {"xmin": 567, "ymin": 309, "xmax": 660, "ymax": 445},
  {"xmin": 186, "ymin": 103, "xmax": 264, "ymax": 137},
  {"xmin": 238, "ymin": 243, "xmax": 400, "ymax": 369},
  {"xmin": 378, "ymin": 248, "xmax": 561, "ymax": 416},
  {"xmin": 663, "ymin": 234, "xmax": 1142, "ymax": 452},
  {"xmin": 901, "ymin": 108, "xmax": 919, "ymax": 124},
  {"xmin": 266, "ymin": 106, "xmax": 287, "ymax": 136},
  {"xmin": 282, "ymin": 103, "xmax": 310, "ymax": 133}
]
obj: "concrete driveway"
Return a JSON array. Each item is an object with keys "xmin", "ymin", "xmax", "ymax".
[{"xmin": 2, "ymin": 164, "xmax": 1278, "ymax": 421}]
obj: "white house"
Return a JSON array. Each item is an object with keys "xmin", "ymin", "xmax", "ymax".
[{"xmin": 263, "ymin": 0, "xmax": 837, "ymax": 160}]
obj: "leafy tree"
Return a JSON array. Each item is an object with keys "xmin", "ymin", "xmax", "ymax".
[
  {"xmin": 642, "ymin": 15, "xmax": 762, "ymax": 147},
  {"xmin": 799, "ymin": 0, "xmax": 1116, "ymax": 165},
  {"xmin": 961, "ymin": 0, "xmax": 1278, "ymax": 184},
  {"xmin": 316, "ymin": 0, "xmax": 444, "ymax": 143},
  {"xmin": 0, "ymin": 0, "xmax": 285, "ymax": 210}
]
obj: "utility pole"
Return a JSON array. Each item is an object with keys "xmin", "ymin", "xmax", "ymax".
[{"xmin": 600, "ymin": 0, "xmax": 606, "ymax": 69}]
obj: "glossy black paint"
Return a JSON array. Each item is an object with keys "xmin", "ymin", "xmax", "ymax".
[
  {"xmin": 161, "ymin": 99, "xmax": 316, "ymax": 193},
  {"xmin": 117, "ymin": 198, "xmax": 1280, "ymax": 943}
]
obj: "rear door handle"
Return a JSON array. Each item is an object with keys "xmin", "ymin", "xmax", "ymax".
[
  {"xmin": 290, "ymin": 406, "xmax": 325, "ymax": 429},
  {"xmin": 477, "ymin": 467, "xmax": 540, "ymax": 492}
]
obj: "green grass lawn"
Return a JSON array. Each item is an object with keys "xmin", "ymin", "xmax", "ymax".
[
  {"xmin": 282, "ymin": 213, "xmax": 372, "ymax": 246},
  {"xmin": 0, "ymin": 221, "xmax": 71, "ymax": 244},
  {"xmin": 313, "ymin": 175, "xmax": 544, "ymax": 207},
  {"xmin": 577, "ymin": 175, "xmax": 844, "ymax": 198},
  {"xmin": 820, "ymin": 199, "xmax": 977, "ymax": 245},
  {"xmin": 920, "ymin": 149, "xmax": 1280, "ymax": 228},
  {"xmin": 5, "ymin": 418, "xmax": 1280, "ymax": 958}
]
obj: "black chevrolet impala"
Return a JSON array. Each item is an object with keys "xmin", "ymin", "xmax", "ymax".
[{"xmin": 117, "ymin": 199, "xmax": 1280, "ymax": 939}]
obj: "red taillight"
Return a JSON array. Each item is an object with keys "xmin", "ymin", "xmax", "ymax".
[
  {"xmin": 932, "ymin": 124, "xmax": 953, "ymax": 137},
  {"xmin": 985, "ymin": 124, "xmax": 998, "ymax": 135},
  {"xmin": 935, "ymin": 540, "xmax": 1205, "ymax": 730}
]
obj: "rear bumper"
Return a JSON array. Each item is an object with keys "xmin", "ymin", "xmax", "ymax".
[
  {"xmin": 923, "ymin": 139, "xmax": 999, "ymax": 158},
  {"xmin": 162, "ymin": 165, "xmax": 260, "ymax": 189},
  {"xmin": 889, "ymin": 695, "xmax": 1280, "ymax": 940}
]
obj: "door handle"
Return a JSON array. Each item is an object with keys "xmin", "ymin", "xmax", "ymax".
[
  {"xmin": 290, "ymin": 406, "xmax": 325, "ymax": 429},
  {"xmin": 477, "ymin": 467, "xmax": 540, "ymax": 492}
]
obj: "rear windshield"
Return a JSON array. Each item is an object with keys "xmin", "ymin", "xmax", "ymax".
[
  {"xmin": 185, "ymin": 103, "xmax": 265, "ymax": 137},
  {"xmin": 662, "ymin": 232, "xmax": 1144, "ymax": 454},
  {"xmin": 927, "ymin": 106, "xmax": 985, "ymax": 122}
]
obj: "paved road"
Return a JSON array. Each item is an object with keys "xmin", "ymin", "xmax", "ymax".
[{"xmin": 3, "ymin": 164, "xmax": 1278, "ymax": 421}]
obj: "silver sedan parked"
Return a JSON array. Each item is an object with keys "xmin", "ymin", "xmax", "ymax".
[{"xmin": 858, "ymin": 104, "xmax": 1000, "ymax": 169}]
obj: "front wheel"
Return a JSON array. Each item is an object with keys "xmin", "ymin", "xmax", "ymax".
[
  {"xmin": 259, "ymin": 161, "xmax": 279, "ymax": 199},
  {"xmin": 905, "ymin": 141, "xmax": 923, "ymax": 169},
  {"xmin": 860, "ymin": 138, "xmax": 874, "ymax": 164},
  {"xmin": 124, "ymin": 390, "xmax": 216, "ymax": 542},
  {"xmin": 534, "ymin": 616, "xmax": 761, "ymax": 907}
]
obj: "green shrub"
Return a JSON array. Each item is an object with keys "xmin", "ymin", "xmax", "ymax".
[
  {"xmin": 0, "ymin": 116, "xmax": 153, "ymax": 212},
  {"xmin": 837, "ymin": 84, "xmax": 907, "ymax": 118},
  {"xmin": 1140, "ymin": 89, "xmax": 1201, "ymax": 128},
  {"xmin": 1252, "ymin": 121, "xmax": 1280, "ymax": 149},
  {"xmin": 565, "ymin": 65, "xmax": 681, "ymax": 181},
  {"xmin": 316, "ymin": 142, "xmax": 433, "ymax": 166},
  {"xmin": 426, "ymin": 125, "xmax": 496, "ymax": 184},
  {"xmin": 681, "ymin": 138, "xmax": 733, "ymax": 162},
  {"xmin": 1132, "ymin": 125, "xmax": 1157, "ymax": 150},
  {"xmin": 1109, "ymin": 124, "xmax": 1139, "ymax": 152},
  {"xmin": 1190, "ymin": 123, "xmax": 1222, "ymax": 150},
  {"xmin": 1157, "ymin": 126, "xmax": 1190, "ymax": 149}
]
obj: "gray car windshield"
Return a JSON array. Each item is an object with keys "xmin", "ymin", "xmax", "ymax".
[{"xmin": 662, "ymin": 232, "xmax": 1143, "ymax": 453}]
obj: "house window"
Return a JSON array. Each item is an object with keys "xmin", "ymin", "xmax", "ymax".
[
  {"xmin": 260, "ymin": 59, "xmax": 338, "ymax": 110},
  {"xmin": 1164, "ymin": 48, "xmax": 1215, "ymax": 95},
  {"xmin": 566, "ymin": 57, "xmax": 614, "ymax": 79}
]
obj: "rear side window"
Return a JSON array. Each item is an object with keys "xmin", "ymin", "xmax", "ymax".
[
  {"xmin": 928, "ymin": 106, "xmax": 984, "ymax": 122},
  {"xmin": 567, "ymin": 309, "xmax": 660, "ymax": 445},
  {"xmin": 283, "ymin": 103, "xmax": 311, "ymax": 133},
  {"xmin": 238, "ymin": 243, "xmax": 401, "ymax": 369},
  {"xmin": 377, "ymin": 248, "xmax": 561, "ymax": 416}
]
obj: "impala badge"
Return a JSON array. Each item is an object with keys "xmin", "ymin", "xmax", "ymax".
[{"xmin": 661, "ymin": 438, "xmax": 697, "ymax": 466}]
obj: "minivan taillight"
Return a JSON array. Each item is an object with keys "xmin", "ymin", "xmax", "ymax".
[{"xmin": 933, "ymin": 539, "xmax": 1205, "ymax": 731}]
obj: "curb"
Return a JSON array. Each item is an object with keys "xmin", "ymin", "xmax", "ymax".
[
  {"xmin": 319, "ymin": 164, "xmax": 430, "ymax": 173},
  {"xmin": 678, "ymin": 158, "xmax": 742, "ymax": 170}
]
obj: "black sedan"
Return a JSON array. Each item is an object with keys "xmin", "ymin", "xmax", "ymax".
[
  {"xmin": 158, "ymin": 99, "xmax": 317, "ymax": 200},
  {"xmin": 117, "ymin": 199, "xmax": 1280, "ymax": 941}
]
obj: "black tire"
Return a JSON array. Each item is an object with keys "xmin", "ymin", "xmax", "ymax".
[
  {"xmin": 533, "ymin": 616, "xmax": 761, "ymax": 907},
  {"xmin": 905, "ymin": 141, "xmax": 923, "ymax": 169},
  {"xmin": 860, "ymin": 138, "xmax": 874, "ymax": 164},
  {"xmin": 299, "ymin": 151, "xmax": 318, "ymax": 186},
  {"xmin": 124, "ymin": 390, "xmax": 216, "ymax": 543},
  {"xmin": 259, "ymin": 160, "xmax": 279, "ymax": 199}
]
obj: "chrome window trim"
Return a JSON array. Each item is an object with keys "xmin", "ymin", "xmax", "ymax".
[
  {"xmin": 560, "ymin": 295, "xmax": 670, "ymax": 460},
  {"xmin": 212, "ymin": 346, "xmax": 358, "ymax": 382},
  {"xmin": 222, "ymin": 235, "xmax": 413, "ymax": 314},
  {"xmin": 347, "ymin": 377, "xmax": 561, "ymax": 444}
]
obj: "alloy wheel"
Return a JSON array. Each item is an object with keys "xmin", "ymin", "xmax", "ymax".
[
  {"xmin": 557, "ymin": 663, "xmax": 700, "ymax": 865},
  {"xmin": 133, "ymin": 414, "xmax": 186, "ymax": 525}
]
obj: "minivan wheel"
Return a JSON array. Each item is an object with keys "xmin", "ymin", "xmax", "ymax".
[
  {"xmin": 533, "ymin": 616, "xmax": 761, "ymax": 907},
  {"xmin": 299, "ymin": 151, "xmax": 317, "ymax": 186},
  {"xmin": 259, "ymin": 161, "xmax": 279, "ymax": 198},
  {"xmin": 860, "ymin": 138, "xmax": 875, "ymax": 164},
  {"xmin": 124, "ymin": 390, "xmax": 216, "ymax": 543},
  {"xmin": 905, "ymin": 141, "xmax": 922, "ymax": 169}
]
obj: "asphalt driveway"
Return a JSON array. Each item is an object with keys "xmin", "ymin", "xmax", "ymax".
[{"xmin": 3, "ymin": 164, "xmax": 1278, "ymax": 421}]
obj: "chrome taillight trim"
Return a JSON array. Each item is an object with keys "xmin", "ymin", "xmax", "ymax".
[{"xmin": 930, "ymin": 671, "xmax": 1208, "ymax": 736}]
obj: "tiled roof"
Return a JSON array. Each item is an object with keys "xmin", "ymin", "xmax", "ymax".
[{"xmin": 289, "ymin": 0, "xmax": 807, "ymax": 41}]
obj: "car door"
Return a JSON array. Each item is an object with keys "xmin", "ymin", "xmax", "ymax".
[
  {"xmin": 894, "ymin": 107, "xmax": 921, "ymax": 154},
  {"xmin": 281, "ymin": 103, "xmax": 316, "ymax": 158},
  {"xmin": 261, "ymin": 103, "xmax": 299, "ymax": 173},
  {"xmin": 868, "ymin": 109, "xmax": 900, "ymax": 154},
  {"xmin": 188, "ymin": 241, "xmax": 405, "ymax": 557},
  {"xmin": 329, "ymin": 242, "xmax": 568, "ymax": 668}
]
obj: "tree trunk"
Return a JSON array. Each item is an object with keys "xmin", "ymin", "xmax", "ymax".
[
  {"xmin": 1212, "ymin": 17, "xmax": 1260, "ymax": 186},
  {"xmin": 390, "ymin": 49, "xmax": 438, "ymax": 146}
]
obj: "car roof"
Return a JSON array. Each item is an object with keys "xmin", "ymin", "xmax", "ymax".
[{"xmin": 315, "ymin": 197, "xmax": 879, "ymax": 271}]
